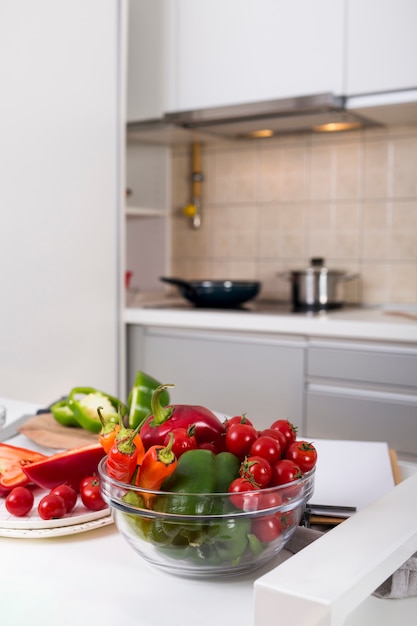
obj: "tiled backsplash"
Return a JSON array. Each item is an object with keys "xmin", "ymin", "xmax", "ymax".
[{"xmin": 170, "ymin": 124, "xmax": 417, "ymax": 305}]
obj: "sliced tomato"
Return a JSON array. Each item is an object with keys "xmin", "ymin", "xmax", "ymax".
[
  {"xmin": 0, "ymin": 443, "xmax": 47, "ymax": 496},
  {"xmin": 22, "ymin": 443, "xmax": 106, "ymax": 492}
]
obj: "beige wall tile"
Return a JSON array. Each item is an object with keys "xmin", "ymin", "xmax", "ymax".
[{"xmin": 168, "ymin": 126, "xmax": 417, "ymax": 305}]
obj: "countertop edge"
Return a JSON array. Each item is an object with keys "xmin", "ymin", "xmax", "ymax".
[{"xmin": 123, "ymin": 307, "xmax": 417, "ymax": 344}]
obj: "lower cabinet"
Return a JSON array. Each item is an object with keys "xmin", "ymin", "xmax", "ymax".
[
  {"xmin": 305, "ymin": 340, "xmax": 417, "ymax": 459},
  {"xmin": 127, "ymin": 325, "xmax": 417, "ymax": 459},
  {"xmin": 127, "ymin": 326, "xmax": 306, "ymax": 431}
]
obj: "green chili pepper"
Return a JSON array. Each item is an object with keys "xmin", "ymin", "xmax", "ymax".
[
  {"xmin": 214, "ymin": 451, "xmax": 241, "ymax": 493},
  {"xmin": 50, "ymin": 399, "xmax": 79, "ymax": 428},
  {"xmin": 68, "ymin": 387, "xmax": 126, "ymax": 433},
  {"xmin": 127, "ymin": 371, "xmax": 170, "ymax": 430}
]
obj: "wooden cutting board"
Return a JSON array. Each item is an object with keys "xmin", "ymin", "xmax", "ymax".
[{"xmin": 19, "ymin": 413, "xmax": 97, "ymax": 449}]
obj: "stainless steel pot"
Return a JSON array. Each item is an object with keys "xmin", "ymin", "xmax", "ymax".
[{"xmin": 278, "ymin": 258, "xmax": 358, "ymax": 311}]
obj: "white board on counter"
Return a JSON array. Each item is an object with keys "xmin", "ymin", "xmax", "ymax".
[{"xmin": 309, "ymin": 438, "xmax": 395, "ymax": 516}]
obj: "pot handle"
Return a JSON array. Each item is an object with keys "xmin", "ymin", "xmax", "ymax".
[
  {"xmin": 338, "ymin": 273, "xmax": 359, "ymax": 282},
  {"xmin": 276, "ymin": 271, "xmax": 293, "ymax": 281},
  {"xmin": 159, "ymin": 276, "xmax": 198, "ymax": 296}
]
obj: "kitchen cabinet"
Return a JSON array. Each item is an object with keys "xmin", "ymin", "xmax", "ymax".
[
  {"xmin": 125, "ymin": 141, "xmax": 171, "ymax": 292},
  {"xmin": 346, "ymin": 0, "xmax": 417, "ymax": 95},
  {"xmin": 126, "ymin": 0, "xmax": 170, "ymax": 122},
  {"xmin": 165, "ymin": 0, "xmax": 345, "ymax": 112},
  {"xmin": 127, "ymin": 325, "xmax": 306, "ymax": 429},
  {"xmin": 305, "ymin": 339, "xmax": 417, "ymax": 458}
]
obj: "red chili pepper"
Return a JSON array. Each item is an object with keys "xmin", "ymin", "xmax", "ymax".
[
  {"xmin": 139, "ymin": 384, "xmax": 226, "ymax": 453},
  {"xmin": 106, "ymin": 427, "xmax": 141, "ymax": 483},
  {"xmin": 136, "ymin": 433, "xmax": 177, "ymax": 507},
  {"xmin": 115, "ymin": 419, "xmax": 145, "ymax": 467}
]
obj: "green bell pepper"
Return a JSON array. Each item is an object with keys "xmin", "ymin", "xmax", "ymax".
[
  {"xmin": 127, "ymin": 371, "xmax": 170, "ymax": 429},
  {"xmin": 67, "ymin": 387, "xmax": 126, "ymax": 433},
  {"xmin": 50, "ymin": 399, "xmax": 80, "ymax": 428}
]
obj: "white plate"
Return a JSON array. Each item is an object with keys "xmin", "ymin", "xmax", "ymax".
[{"xmin": 0, "ymin": 486, "xmax": 112, "ymax": 536}]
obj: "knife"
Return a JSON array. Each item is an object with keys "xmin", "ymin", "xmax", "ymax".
[
  {"xmin": 0, "ymin": 398, "xmax": 65, "ymax": 444},
  {"xmin": 0, "ymin": 414, "xmax": 36, "ymax": 443}
]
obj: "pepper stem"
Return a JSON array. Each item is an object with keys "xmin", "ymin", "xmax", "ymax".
[
  {"xmin": 150, "ymin": 384, "xmax": 175, "ymax": 426},
  {"xmin": 157, "ymin": 432, "xmax": 176, "ymax": 466}
]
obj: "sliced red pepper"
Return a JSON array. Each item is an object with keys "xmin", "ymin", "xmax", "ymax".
[
  {"xmin": 0, "ymin": 443, "xmax": 47, "ymax": 496},
  {"xmin": 22, "ymin": 443, "xmax": 106, "ymax": 492}
]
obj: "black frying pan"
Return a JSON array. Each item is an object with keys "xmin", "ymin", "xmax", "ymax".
[{"xmin": 160, "ymin": 277, "xmax": 261, "ymax": 308}]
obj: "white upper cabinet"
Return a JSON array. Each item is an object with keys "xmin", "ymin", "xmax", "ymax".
[
  {"xmin": 127, "ymin": 0, "xmax": 170, "ymax": 122},
  {"xmin": 166, "ymin": 0, "xmax": 345, "ymax": 112},
  {"xmin": 346, "ymin": 0, "xmax": 417, "ymax": 96}
]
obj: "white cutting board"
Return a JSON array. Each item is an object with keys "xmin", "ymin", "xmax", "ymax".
[{"xmin": 310, "ymin": 438, "xmax": 396, "ymax": 514}]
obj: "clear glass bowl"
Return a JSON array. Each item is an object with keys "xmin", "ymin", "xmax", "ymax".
[{"xmin": 98, "ymin": 457, "xmax": 315, "ymax": 579}]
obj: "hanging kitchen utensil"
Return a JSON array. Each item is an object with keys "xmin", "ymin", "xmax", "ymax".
[
  {"xmin": 160, "ymin": 277, "xmax": 261, "ymax": 308},
  {"xmin": 182, "ymin": 142, "xmax": 203, "ymax": 229}
]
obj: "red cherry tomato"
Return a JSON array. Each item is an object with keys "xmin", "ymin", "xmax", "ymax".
[
  {"xmin": 250, "ymin": 435, "xmax": 282, "ymax": 465},
  {"xmin": 224, "ymin": 414, "xmax": 254, "ymax": 430},
  {"xmin": 270, "ymin": 459, "xmax": 303, "ymax": 486},
  {"xmin": 251, "ymin": 515, "xmax": 282, "ymax": 542},
  {"xmin": 38, "ymin": 493, "xmax": 66, "ymax": 520},
  {"xmin": 79, "ymin": 476, "xmax": 107, "ymax": 511},
  {"xmin": 270, "ymin": 419, "xmax": 297, "ymax": 449},
  {"xmin": 285, "ymin": 440, "xmax": 318, "ymax": 472},
  {"xmin": 163, "ymin": 426, "xmax": 197, "ymax": 458},
  {"xmin": 260, "ymin": 428, "xmax": 287, "ymax": 452},
  {"xmin": 225, "ymin": 423, "xmax": 258, "ymax": 459},
  {"xmin": 257, "ymin": 489, "xmax": 283, "ymax": 511},
  {"xmin": 240, "ymin": 455, "xmax": 272, "ymax": 488},
  {"xmin": 50, "ymin": 484, "xmax": 77, "ymax": 513},
  {"xmin": 5, "ymin": 486, "xmax": 34, "ymax": 517},
  {"xmin": 228, "ymin": 477, "xmax": 259, "ymax": 511}
]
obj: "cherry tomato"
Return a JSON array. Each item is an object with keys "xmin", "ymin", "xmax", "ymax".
[
  {"xmin": 5, "ymin": 486, "xmax": 34, "ymax": 517},
  {"xmin": 240, "ymin": 455, "xmax": 272, "ymax": 488},
  {"xmin": 50, "ymin": 484, "xmax": 77, "ymax": 513},
  {"xmin": 228, "ymin": 477, "xmax": 258, "ymax": 511},
  {"xmin": 38, "ymin": 493, "xmax": 66, "ymax": 520},
  {"xmin": 257, "ymin": 489, "xmax": 283, "ymax": 511},
  {"xmin": 251, "ymin": 515, "xmax": 282, "ymax": 542},
  {"xmin": 270, "ymin": 419, "xmax": 297, "ymax": 449},
  {"xmin": 270, "ymin": 459, "xmax": 303, "ymax": 487},
  {"xmin": 79, "ymin": 476, "xmax": 107, "ymax": 511},
  {"xmin": 250, "ymin": 435, "xmax": 282, "ymax": 465},
  {"xmin": 260, "ymin": 428, "xmax": 287, "ymax": 452},
  {"xmin": 224, "ymin": 414, "xmax": 254, "ymax": 430},
  {"xmin": 225, "ymin": 423, "xmax": 258, "ymax": 459},
  {"xmin": 285, "ymin": 440, "xmax": 318, "ymax": 472},
  {"xmin": 164, "ymin": 426, "xmax": 196, "ymax": 458}
]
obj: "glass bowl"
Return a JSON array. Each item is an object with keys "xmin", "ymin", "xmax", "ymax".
[{"xmin": 98, "ymin": 457, "xmax": 315, "ymax": 579}]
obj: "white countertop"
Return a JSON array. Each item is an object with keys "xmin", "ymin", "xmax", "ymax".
[
  {"xmin": 124, "ymin": 298, "xmax": 417, "ymax": 344},
  {"xmin": 1, "ymin": 397, "xmax": 416, "ymax": 626}
]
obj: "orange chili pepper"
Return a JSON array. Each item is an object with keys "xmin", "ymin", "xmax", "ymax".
[
  {"xmin": 115, "ymin": 420, "xmax": 145, "ymax": 466},
  {"xmin": 97, "ymin": 406, "xmax": 120, "ymax": 454},
  {"xmin": 136, "ymin": 433, "xmax": 177, "ymax": 507}
]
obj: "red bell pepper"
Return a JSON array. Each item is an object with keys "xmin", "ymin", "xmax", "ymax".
[
  {"xmin": 22, "ymin": 443, "xmax": 106, "ymax": 492},
  {"xmin": 0, "ymin": 443, "xmax": 47, "ymax": 496},
  {"xmin": 139, "ymin": 384, "xmax": 226, "ymax": 453}
]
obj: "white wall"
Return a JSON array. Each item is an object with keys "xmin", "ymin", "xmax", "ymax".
[{"xmin": 0, "ymin": 0, "xmax": 125, "ymax": 404}]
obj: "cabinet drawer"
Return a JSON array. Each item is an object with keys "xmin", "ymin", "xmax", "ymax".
[
  {"xmin": 308, "ymin": 343, "xmax": 417, "ymax": 388},
  {"xmin": 305, "ymin": 387, "xmax": 417, "ymax": 456}
]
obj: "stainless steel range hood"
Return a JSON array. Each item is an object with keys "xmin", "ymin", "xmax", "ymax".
[{"xmin": 127, "ymin": 93, "xmax": 377, "ymax": 144}]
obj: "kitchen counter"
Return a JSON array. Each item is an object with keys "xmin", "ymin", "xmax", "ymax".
[
  {"xmin": 124, "ymin": 297, "xmax": 417, "ymax": 344},
  {"xmin": 1, "ymin": 398, "xmax": 416, "ymax": 626}
]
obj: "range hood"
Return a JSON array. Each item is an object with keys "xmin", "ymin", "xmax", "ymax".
[{"xmin": 127, "ymin": 93, "xmax": 377, "ymax": 144}]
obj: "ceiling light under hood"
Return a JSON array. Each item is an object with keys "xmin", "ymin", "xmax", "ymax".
[{"xmin": 164, "ymin": 93, "xmax": 376, "ymax": 139}]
